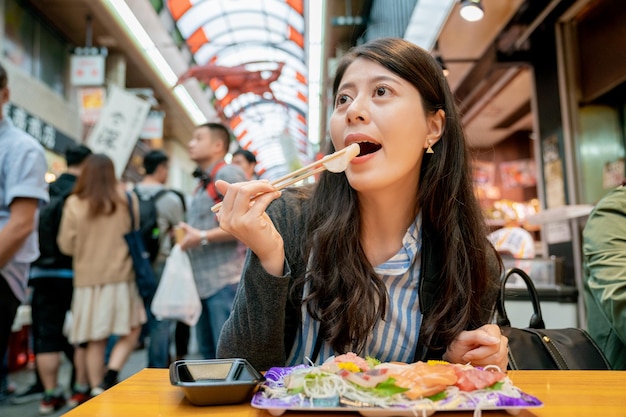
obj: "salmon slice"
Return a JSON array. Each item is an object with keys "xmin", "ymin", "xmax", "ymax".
[{"xmin": 386, "ymin": 362, "xmax": 458, "ymax": 400}]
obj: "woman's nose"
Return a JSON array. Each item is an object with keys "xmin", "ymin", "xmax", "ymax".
[{"xmin": 346, "ymin": 97, "xmax": 369, "ymax": 124}]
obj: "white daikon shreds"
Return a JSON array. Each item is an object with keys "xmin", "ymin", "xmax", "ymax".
[{"xmin": 303, "ymin": 372, "xmax": 346, "ymax": 398}]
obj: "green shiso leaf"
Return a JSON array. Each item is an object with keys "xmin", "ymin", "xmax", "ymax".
[
  {"xmin": 351, "ymin": 378, "xmax": 408, "ymax": 397},
  {"xmin": 287, "ymin": 386, "xmax": 304, "ymax": 395},
  {"xmin": 486, "ymin": 381, "xmax": 504, "ymax": 391},
  {"xmin": 374, "ymin": 378, "xmax": 408, "ymax": 396},
  {"xmin": 426, "ymin": 390, "xmax": 447, "ymax": 401},
  {"xmin": 365, "ymin": 356, "xmax": 381, "ymax": 369},
  {"xmin": 304, "ymin": 371, "xmax": 332, "ymax": 379}
]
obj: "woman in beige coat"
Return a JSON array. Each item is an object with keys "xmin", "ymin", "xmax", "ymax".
[{"xmin": 58, "ymin": 153, "xmax": 145, "ymax": 396}]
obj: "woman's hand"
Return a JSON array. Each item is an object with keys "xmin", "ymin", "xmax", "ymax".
[
  {"xmin": 443, "ymin": 324, "xmax": 509, "ymax": 371},
  {"xmin": 214, "ymin": 179, "xmax": 285, "ymax": 275}
]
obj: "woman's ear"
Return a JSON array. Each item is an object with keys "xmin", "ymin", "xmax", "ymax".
[{"xmin": 424, "ymin": 109, "xmax": 445, "ymax": 149}]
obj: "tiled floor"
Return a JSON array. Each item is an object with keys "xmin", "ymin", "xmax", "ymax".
[
  {"xmin": 2, "ymin": 310, "xmax": 200, "ymax": 417},
  {"xmin": 0, "ymin": 347, "xmax": 149, "ymax": 417}
]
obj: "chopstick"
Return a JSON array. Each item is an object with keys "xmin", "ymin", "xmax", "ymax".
[{"xmin": 210, "ymin": 146, "xmax": 355, "ymax": 213}]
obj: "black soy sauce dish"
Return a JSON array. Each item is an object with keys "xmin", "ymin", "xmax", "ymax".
[{"xmin": 169, "ymin": 358, "xmax": 266, "ymax": 406}]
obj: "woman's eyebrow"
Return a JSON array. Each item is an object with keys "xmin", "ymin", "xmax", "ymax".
[
  {"xmin": 369, "ymin": 75, "xmax": 401, "ymax": 84},
  {"xmin": 338, "ymin": 75, "xmax": 401, "ymax": 91}
]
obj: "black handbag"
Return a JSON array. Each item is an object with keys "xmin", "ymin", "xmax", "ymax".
[
  {"xmin": 496, "ymin": 267, "xmax": 611, "ymax": 370},
  {"xmin": 123, "ymin": 192, "xmax": 158, "ymax": 300}
]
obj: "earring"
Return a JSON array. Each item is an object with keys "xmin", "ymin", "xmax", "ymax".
[{"xmin": 426, "ymin": 139, "xmax": 434, "ymax": 154}]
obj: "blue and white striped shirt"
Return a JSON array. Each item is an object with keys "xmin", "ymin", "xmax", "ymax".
[{"xmin": 287, "ymin": 213, "xmax": 423, "ymax": 365}]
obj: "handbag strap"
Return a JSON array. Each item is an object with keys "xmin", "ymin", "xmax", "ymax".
[
  {"xmin": 125, "ymin": 191, "xmax": 137, "ymax": 230},
  {"xmin": 496, "ymin": 267, "xmax": 546, "ymax": 329}
]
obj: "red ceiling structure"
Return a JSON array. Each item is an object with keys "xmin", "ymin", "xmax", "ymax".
[{"xmin": 166, "ymin": 0, "xmax": 311, "ymax": 178}]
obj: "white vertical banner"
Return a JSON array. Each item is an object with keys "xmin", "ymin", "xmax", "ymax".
[{"xmin": 87, "ymin": 86, "xmax": 151, "ymax": 177}]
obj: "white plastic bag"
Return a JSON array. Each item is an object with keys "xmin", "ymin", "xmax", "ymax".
[{"xmin": 151, "ymin": 244, "xmax": 201, "ymax": 326}]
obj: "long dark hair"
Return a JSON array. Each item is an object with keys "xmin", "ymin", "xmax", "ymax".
[
  {"xmin": 299, "ymin": 37, "xmax": 495, "ymax": 354},
  {"xmin": 73, "ymin": 153, "xmax": 125, "ymax": 217}
]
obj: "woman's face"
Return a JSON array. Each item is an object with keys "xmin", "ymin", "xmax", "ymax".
[{"xmin": 329, "ymin": 58, "xmax": 444, "ymax": 193}]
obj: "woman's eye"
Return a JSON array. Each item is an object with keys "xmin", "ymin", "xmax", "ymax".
[
  {"xmin": 336, "ymin": 94, "xmax": 349, "ymax": 106},
  {"xmin": 375, "ymin": 86, "xmax": 387, "ymax": 96}
]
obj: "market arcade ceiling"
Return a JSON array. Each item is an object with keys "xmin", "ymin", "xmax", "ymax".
[{"xmin": 165, "ymin": 0, "xmax": 310, "ymax": 179}]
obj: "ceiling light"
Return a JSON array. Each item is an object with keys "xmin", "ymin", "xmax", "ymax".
[
  {"xmin": 103, "ymin": 0, "xmax": 207, "ymax": 124},
  {"xmin": 331, "ymin": 15, "xmax": 363, "ymax": 26},
  {"xmin": 404, "ymin": 0, "xmax": 455, "ymax": 50},
  {"xmin": 460, "ymin": 0, "xmax": 484, "ymax": 22}
]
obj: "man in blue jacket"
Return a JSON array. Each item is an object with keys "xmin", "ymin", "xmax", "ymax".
[{"xmin": 0, "ymin": 63, "xmax": 49, "ymax": 401}]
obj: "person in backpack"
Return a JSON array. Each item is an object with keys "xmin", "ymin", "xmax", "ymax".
[
  {"xmin": 177, "ymin": 123, "xmax": 247, "ymax": 359},
  {"xmin": 133, "ymin": 150, "xmax": 186, "ymax": 368},
  {"xmin": 24, "ymin": 144, "xmax": 92, "ymax": 413},
  {"xmin": 57, "ymin": 154, "xmax": 146, "ymax": 397}
]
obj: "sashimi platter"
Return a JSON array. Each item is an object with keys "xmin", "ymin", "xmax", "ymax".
[{"xmin": 251, "ymin": 353, "xmax": 542, "ymax": 417}]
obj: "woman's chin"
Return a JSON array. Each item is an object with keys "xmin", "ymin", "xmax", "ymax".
[{"xmin": 345, "ymin": 172, "xmax": 384, "ymax": 193}]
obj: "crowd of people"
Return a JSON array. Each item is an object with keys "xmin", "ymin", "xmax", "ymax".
[
  {"xmin": 1, "ymin": 36, "xmax": 623, "ymax": 416},
  {"xmin": 0, "ymin": 58, "xmax": 251, "ymax": 413}
]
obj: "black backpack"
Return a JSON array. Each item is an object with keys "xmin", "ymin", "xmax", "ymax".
[
  {"xmin": 33, "ymin": 191, "xmax": 73, "ymax": 268},
  {"xmin": 133, "ymin": 188, "xmax": 169, "ymax": 263}
]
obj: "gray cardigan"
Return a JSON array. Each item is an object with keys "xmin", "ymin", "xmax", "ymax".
[{"xmin": 217, "ymin": 188, "xmax": 501, "ymax": 371}]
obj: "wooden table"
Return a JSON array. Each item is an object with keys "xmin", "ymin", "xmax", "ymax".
[{"xmin": 63, "ymin": 369, "xmax": 626, "ymax": 416}]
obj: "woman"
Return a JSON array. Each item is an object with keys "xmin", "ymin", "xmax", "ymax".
[
  {"xmin": 58, "ymin": 153, "xmax": 146, "ymax": 396},
  {"xmin": 215, "ymin": 38, "xmax": 507, "ymax": 371}
]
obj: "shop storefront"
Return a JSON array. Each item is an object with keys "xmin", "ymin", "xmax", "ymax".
[
  {"xmin": 0, "ymin": 0, "xmax": 200, "ymax": 189},
  {"xmin": 472, "ymin": 0, "xmax": 626, "ymax": 329}
]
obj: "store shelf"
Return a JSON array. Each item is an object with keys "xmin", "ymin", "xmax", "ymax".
[{"xmin": 525, "ymin": 205, "xmax": 594, "ymax": 225}]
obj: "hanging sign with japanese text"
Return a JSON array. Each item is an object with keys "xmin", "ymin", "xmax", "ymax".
[
  {"xmin": 70, "ymin": 55, "xmax": 105, "ymax": 86},
  {"xmin": 86, "ymin": 86, "xmax": 150, "ymax": 178},
  {"xmin": 6, "ymin": 103, "xmax": 77, "ymax": 154},
  {"xmin": 70, "ymin": 47, "xmax": 107, "ymax": 86},
  {"xmin": 78, "ymin": 87, "xmax": 106, "ymax": 124},
  {"xmin": 140, "ymin": 110, "xmax": 165, "ymax": 139}
]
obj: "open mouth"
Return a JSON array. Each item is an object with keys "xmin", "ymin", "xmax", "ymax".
[{"xmin": 357, "ymin": 142, "xmax": 382, "ymax": 157}]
